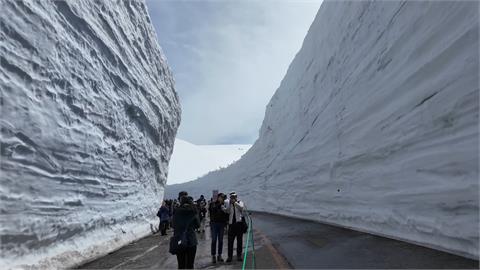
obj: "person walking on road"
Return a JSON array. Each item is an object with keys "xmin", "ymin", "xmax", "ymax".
[
  {"xmin": 196, "ymin": 195, "xmax": 207, "ymax": 233},
  {"xmin": 172, "ymin": 193, "xmax": 200, "ymax": 269},
  {"xmin": 226, "ymin": 192, "xmax": 246, "ymax": 262},
  {"xmin": 208, "ymin": 193, "xmax": 229, "ymax": 264},
  {"xmin": 157, "ymin": 201, "xmax": 170, "ymax": 236}
]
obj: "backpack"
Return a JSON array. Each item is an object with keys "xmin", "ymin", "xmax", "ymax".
[{"xmin": 169, "ymin": 215, "xmax": 195, "ymax": 255}]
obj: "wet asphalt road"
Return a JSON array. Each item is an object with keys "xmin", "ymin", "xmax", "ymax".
[
  {"xmin": 78, "ymin": 224, "xmax": 242, "ymax": 269},
  {"xmin": 251, "ymin": 212, "xmax": 479, "ymax": 269},
  {"xmin": 78, "ymin": 220, "xmax": 282, "ymax": 269},
  {"xmin": 79, "ymin": 212, "xmax": 478, "ymax": 269}
]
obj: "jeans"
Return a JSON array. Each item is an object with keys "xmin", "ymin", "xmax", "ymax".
[
  {"xmin": 176, "ymin": 245, "xmax": 197, "ymax": 269},
  {"xmin": 160, "ymin": 220, "xmax": 168, "ymax": 235},
  {"xmin": 211, "ymin": 222, "xmax": 225, "ymax": 256},
  {"xmin": 227, "ymin": 222, "xmax": 243, "ymax": 258}
]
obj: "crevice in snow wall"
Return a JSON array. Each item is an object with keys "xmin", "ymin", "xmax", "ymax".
[
  {"xmin": 167, "ymin": 1, "xmax": 479, "ymax": 259},
  {"xmin": 0, "ymin": 0, "xmax": 181, "ymax": 268}
]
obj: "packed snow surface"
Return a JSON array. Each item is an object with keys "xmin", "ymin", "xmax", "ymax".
[
  {"xmin": 167, "ymin": 1, "xmax": 479, "ymax": 259},
  {"xmin": 167, "ymin": 139, "xmax": 251, "ymax": 185},
  {"xmin": 0, "ymin": 0, "xmax": 180, "ymax": 268}
]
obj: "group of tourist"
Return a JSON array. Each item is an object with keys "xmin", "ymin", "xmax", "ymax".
[{"xmin": 157, "ymin": 191, "xmax": 248, "ymax": 269}]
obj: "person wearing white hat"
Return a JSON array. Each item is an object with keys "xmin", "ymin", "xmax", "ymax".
[{"xmin": 226, "ymin": 191, "xmax": 246, "ymax": 262}]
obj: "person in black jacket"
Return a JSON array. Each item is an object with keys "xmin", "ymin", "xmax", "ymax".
[
  {"xmin": 196, "ymin": 195, "xmax": 207, "ymax": 233},
  {"xmin": 173, "ymin": 194, "xmax": 200, "ymax": 269},
  {"xmin": 208, "ymin": 193, "xmax": 229, "ymax": 263}
]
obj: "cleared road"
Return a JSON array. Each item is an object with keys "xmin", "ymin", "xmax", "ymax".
[
  {"xmin": 78, "ymin": 220, "xmax": 283, "ymax": 269},
  {"xmin": 252, "ymin": 212, "xmax": 478, "ymax": 269},
  {"xmin": 78, "ymin": 212, "xmax": 478, "ymax": 269}
]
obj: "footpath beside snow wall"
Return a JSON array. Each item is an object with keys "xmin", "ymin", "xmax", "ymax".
[
  {"xmin": 0, "ymin": 0, "xmax": 180, "ymax": 268},
  {"xmin": 167, "ymin": 1, "xmax": 479, "ymax": 259}
]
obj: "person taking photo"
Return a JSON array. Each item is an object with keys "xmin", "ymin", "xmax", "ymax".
[
  {"xmin": 208, "ymin": 193, "xmax": 229, "ymax": 263},
  {"xmin": 226, "ymin": 192, "xmax": 245, "ymax": 262}
]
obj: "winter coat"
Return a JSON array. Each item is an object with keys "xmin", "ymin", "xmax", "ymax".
[
  {"xmin": 157, "ymin": 206, "xmax": 170, "ymax": 222},
  {"xmin": 172, "ymin": 203, "xmax": 200, "ymax": 247},
  {"xmin": 209, "ymin": 201, "xmax": 229, "ymax": 223},
  {"xmin": 227, "ymin": 200, "xmax": 245, "ymax": 225}
]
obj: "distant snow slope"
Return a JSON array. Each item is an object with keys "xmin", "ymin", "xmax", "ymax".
[
  {"xmin": 0, "ymin": 0, "xmax": 180, "ymax": 268},
  {"xmin": 167, "ymin": 1, "xmax": 479, "ymax": 259},
  {"xmin": 167, "ymin": 139, "xmax": 251, "ymax": 185}
]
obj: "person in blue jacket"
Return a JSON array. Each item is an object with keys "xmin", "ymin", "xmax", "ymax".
[{"xmin": 157, "ymin": 201, "xmax": 170, "ymax": 236}]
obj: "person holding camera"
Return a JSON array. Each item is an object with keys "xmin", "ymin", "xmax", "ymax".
[
  {"xmin": 208, "ymin": 193, "xmax": 229, "ymax": 263},
  {"xmin": 226, "ymin": 192, "xmax": 245, "ymax": 262}
]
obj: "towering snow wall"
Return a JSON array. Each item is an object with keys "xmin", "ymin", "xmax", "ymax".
[
  {"xmin": 167, "ymin": 1, "xmax": 479, "ymax": 259},
  {"xmin": 0, "ymin": 0, "xmax": 180, "ymax": 268}
]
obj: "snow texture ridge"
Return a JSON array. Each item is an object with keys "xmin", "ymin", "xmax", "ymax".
[
  {"xmin": 0, "ymin": 0, "xmax": 180, "ymax": 268},
  {"xmin": 167, "ymin": 1, "xmax": 479, "ymax": 259}
]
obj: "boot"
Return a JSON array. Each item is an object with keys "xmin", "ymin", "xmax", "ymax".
[
  {"xmin": 237, "ymin": 255, "xmax": 242, "ymax": 262},
  {"xmin": 217, "ymin": 255, "xmax": 224, "ymax": 262},
  {"xmin": 226, "ymin": 257, "xmax": 232, "ymax": 263},
  {"xmin": 212, "ymin": 256, "xmax": 216, "ymax": 264}
]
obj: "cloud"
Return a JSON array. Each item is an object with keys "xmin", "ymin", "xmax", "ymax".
[{"xmin": 146, "ymin": 0, "xmax": 322, "ymax": 144}]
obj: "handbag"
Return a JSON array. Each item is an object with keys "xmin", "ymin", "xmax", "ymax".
[
  {"xmin": 240, "ymin": 216, "xmax": 248, "ymax": 234},
  {"xmin": 169, "ymin": 216, "xmax": 195, "ymax": 255}
]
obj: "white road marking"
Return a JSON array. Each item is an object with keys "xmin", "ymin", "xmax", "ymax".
[{"xmin": 111, "ymin": 244, "xmax": 159, "ymax": 269}]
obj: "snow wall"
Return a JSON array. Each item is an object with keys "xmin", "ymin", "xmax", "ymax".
[
  {"xmin": 0, "ymin": 0, "xmax": 180, "ymax": 268},
  {"xmin": 167, "ymin": 139, "xmax": 251, "ymax": 185},
  {"xmin": 167, "ymin": 1, "xmax": 479, "ymax": 259}
]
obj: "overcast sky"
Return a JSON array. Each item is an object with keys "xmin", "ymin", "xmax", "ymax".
[{"xmin": 146, "ymin": 0, "xmax": 322, "ymax": 144}]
